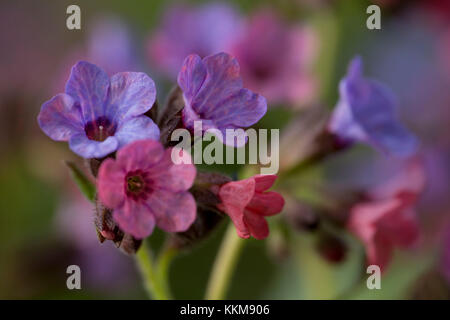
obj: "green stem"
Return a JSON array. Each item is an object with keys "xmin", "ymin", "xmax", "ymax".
[
  {"xmin": 205, "ymin": 223, "xmax": 245, "ymax": 300},
  {"xmin": 135, "ymin": 241, "xmax": 173, "ymax": 300}
]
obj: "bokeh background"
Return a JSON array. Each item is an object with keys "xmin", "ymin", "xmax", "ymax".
[{"xmin": 1, "ymin": 0, "xmax": 450, "ymax": 299}]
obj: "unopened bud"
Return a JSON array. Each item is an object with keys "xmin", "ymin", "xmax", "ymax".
[{"xmin": 316, "ymin": 232, "xmax": 347, "ymax": 264}]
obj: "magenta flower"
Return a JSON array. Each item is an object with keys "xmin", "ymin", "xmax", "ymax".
[
  {"xmin": 178, "ymin": 52, "xmax": 267, "ymax": 147},
  {"xmin": 231, "ymin": 10, "xmax": 317, "ymax": 108},
  {"xmin": 217, "ymin": 175, "xmax": 284, "ymax": 240},
  {"xmin": 97, "ymin": 140, "xmax": 196, "ymax": 239},
  {"xmin": 348, "ymin": 161, "xmax": 425, "ymax": 271},
  {"xmin": 38, "ymin": 61, "xmax": 159, "ymax": 159},
  {"xmin": 148, "ymin": 3, "xmax": 242, "ymax": 78},
  {"xmin": 329, "ymin": 57, "xmax": 418, "ymax": 157}
]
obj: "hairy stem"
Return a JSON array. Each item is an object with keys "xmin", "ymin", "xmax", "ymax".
[
  {"xmin": 136, "ymin": 241, "xmax": 174, "ymax": 300},
  {"xmin": 205, "ymin": 223, "xmax": 245, "ymax": 299}
]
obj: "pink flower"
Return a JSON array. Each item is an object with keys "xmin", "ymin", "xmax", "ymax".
[
  {"xmin": 348, "ymin": 161, "xmax": 426, "ymax": 271},
  {"xmin": 231, "ymin": 10, "xmax": 317, "ymax": 108},
  {"xmin": 97, "ymin": 140, "xmax": 196, "ymax": 239},
  {"xmin": 217, "ymin": 175, "xmax": 285, "ymax": 239}
]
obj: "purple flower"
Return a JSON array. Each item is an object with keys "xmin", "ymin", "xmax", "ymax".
[
  {"xmin": 329, "ymin": 57, "xmax": 418, "ymax": 157},
  {"xmin": 87, "ymin": 16, "xmax": 137, "ymax": 76},
  {"xmin": 97, "ymin": 140, "xmax": 196, "ymax": 239},
  {"xmin": 231, "ymin": 10, "xmax": 317, "ymax": 108},
  {"xmin": 38, "ymin": 61, "xmax": 159, "ymax": 159},
  {"xmin": 178, "ymin": 52, "xmax": 267, "ymax": 147},
  {"xmin": 147, "ymin": 3, "xmax": 242, "ymax": 78}
]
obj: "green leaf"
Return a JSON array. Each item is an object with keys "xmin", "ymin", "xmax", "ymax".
[{"xmin": 64, "ymin": 161, "xmax": 96, "ymax": 202}]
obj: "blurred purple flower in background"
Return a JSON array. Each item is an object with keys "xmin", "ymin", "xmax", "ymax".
[
  {"xmin": 147, "ymin": 2, "xmax": 242, "ymax": 79},
  {"xmin": 178, "ymin": 53, "xmax": 267, "ymax": 147},
  {"xmin": 38, "ymin": 61, "xmax": 159, "ymax": 158},
  {"xmin": 231, "ymin": 10, "xmax": 317, "ymax": 108},
  {"xmin": 87, "ymin": 16, "xmax": 138, "ymax": 76},
  {"xmin": 97, "ymin": 140, "xmax": 196, "ymax": 239},
  {"xmin": 329, "ymin": 57, "xmax": 418, "ymax": 157},
  {"xmin": 53, "ymin": 15, "xmax": 139, "ymax": 94}
]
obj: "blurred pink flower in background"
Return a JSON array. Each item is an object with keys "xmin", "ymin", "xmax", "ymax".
[
  {"xmin": 147, "ymin": 2, "xmax": 242, "ymax": 79},
  {"xmin": 230, "ymin": 10, "xmax": 317, "ymax": 108},
  {"xmin": 348, "ymin": 160, "xmax": 425, "ymax": 271}
]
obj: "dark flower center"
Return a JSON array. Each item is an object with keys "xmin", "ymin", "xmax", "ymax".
[
  {"xmin": 252, "ymin": 63, "xmax": 273, "ymax": 81},
  {"xmin": 85, "ymin": 116, "xmax": 116, "ymax": 142},
  {"xmin": 125, "ymin": 171, "xmax": 153, "ymax": 200},
  {"xmin": 127, "ymin": 175, "xmax": 145, "ymax": 193}
]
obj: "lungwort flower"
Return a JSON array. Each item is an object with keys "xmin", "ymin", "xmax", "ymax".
[
  {"xmin": 97, "ymin": 140, "xmax": 197, "ymax": 239},
  {"xmin": 217, "ymin": 175, "xmax": 284, "ymax": 240},
  {"xmin": 178, "ymin": 52, "xmax": 267, "ymax": 147},
  {"xmin": 38, "ymin": 61, "xmax": 159, "ymax": 158},
  {"xmin": 329, "ymin": 57, "xmax": 418, "ymax": 157},
  {"xmin": 348, "ymin": 161, "xmax": 425, "ymax": 271}
]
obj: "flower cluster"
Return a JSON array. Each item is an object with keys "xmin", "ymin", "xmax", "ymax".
[
  {"xmin": 38, "ymin": 52, "xmax": 283, "ymax": 245},
  {"xmin": 37, "ymin": 3, "xmax": 426, "ymax": 281}
]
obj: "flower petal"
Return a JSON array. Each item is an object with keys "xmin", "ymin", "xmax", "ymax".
[
  {"xmin": 38, "ymin": 93, "xmax": 84, "ymax": 141},
  {"xmin": 243, "ymin": 211, "xmax": 269, "ymax": 240},
  {"xmin": 97, "ymin": 158, "xmax": 126, "ymax": 209},
  {"xmin": 116, "ymin": 139, "xmax": 165, "ymax": 172},
  {"xmin": 348, "ymin": 197, "xmax": 401, "ymax": 245},
  {"xmin": 107, "ymin": 72, "xmax": 157, "ymax": 123},
  {"xmin": 113, "ymin": 200, "xmax": 155, "ymax": 239},
  {"xmin": 115, "ymin": 116, "xmax": 160, "ymax": 149},
  {"xmin": 207, "ymin": 88, "xmax": 267, "ymax": 128},
  {"xmin": 376, "ymin": 208, "xmax": 419, "ymax": 248},
  {"xmin": 69, "ymin": 133, "xmax": 118, "ymax": 159},
  {"xmin": 148, "ymin": 148, "xmax": 196, "ymax": 192},
  {"xmin": 177, "ymin": 54, "xmax": 207, "ymax": 102},
  {"xmin": 332, "ymin": 57, "xmax": 418, "ymax": 157},
  {"xmin": 351, "ymin": 80, "xmax": 418, "ymax": 157},
  {"xmin": 247, "ymin": 191, "xmax": 285, "ymax": 216},
  {"xmin": 146, "ymin": 190, "xmax": 196, "ymax": 232},
  {"xmin": 180, "ymin": 53, "xmax": 267, "ymax": 133},
  {"xmin": 65, "ymin": 61, "xmax": 110, "ymax": 123},
  {"xmin": 367, "ymin": 232, "xmax": 393, "ymax": 272},
  {"xmin": 328, "ymin": 97, "xmax": 367, "ymax": 143},
  {"xmin": 253, "ymin": 175, "xmax": 277, "ymax": 192},
  {"xmin": 218, "ymin": 178, "xmax": 255, "ymax": 238}
]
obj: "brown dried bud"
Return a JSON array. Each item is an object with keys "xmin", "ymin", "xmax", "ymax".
[
  {"xmin": 316, "ymin": 232, "xmax": 347, "ymax": 264},
  {"xmin": 158, "ymin": 86, "xmax": 186, "ymax": 147},
  {"xmin": 94, "ymin": 197, "xmax": 141, "ymax": 254}
]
